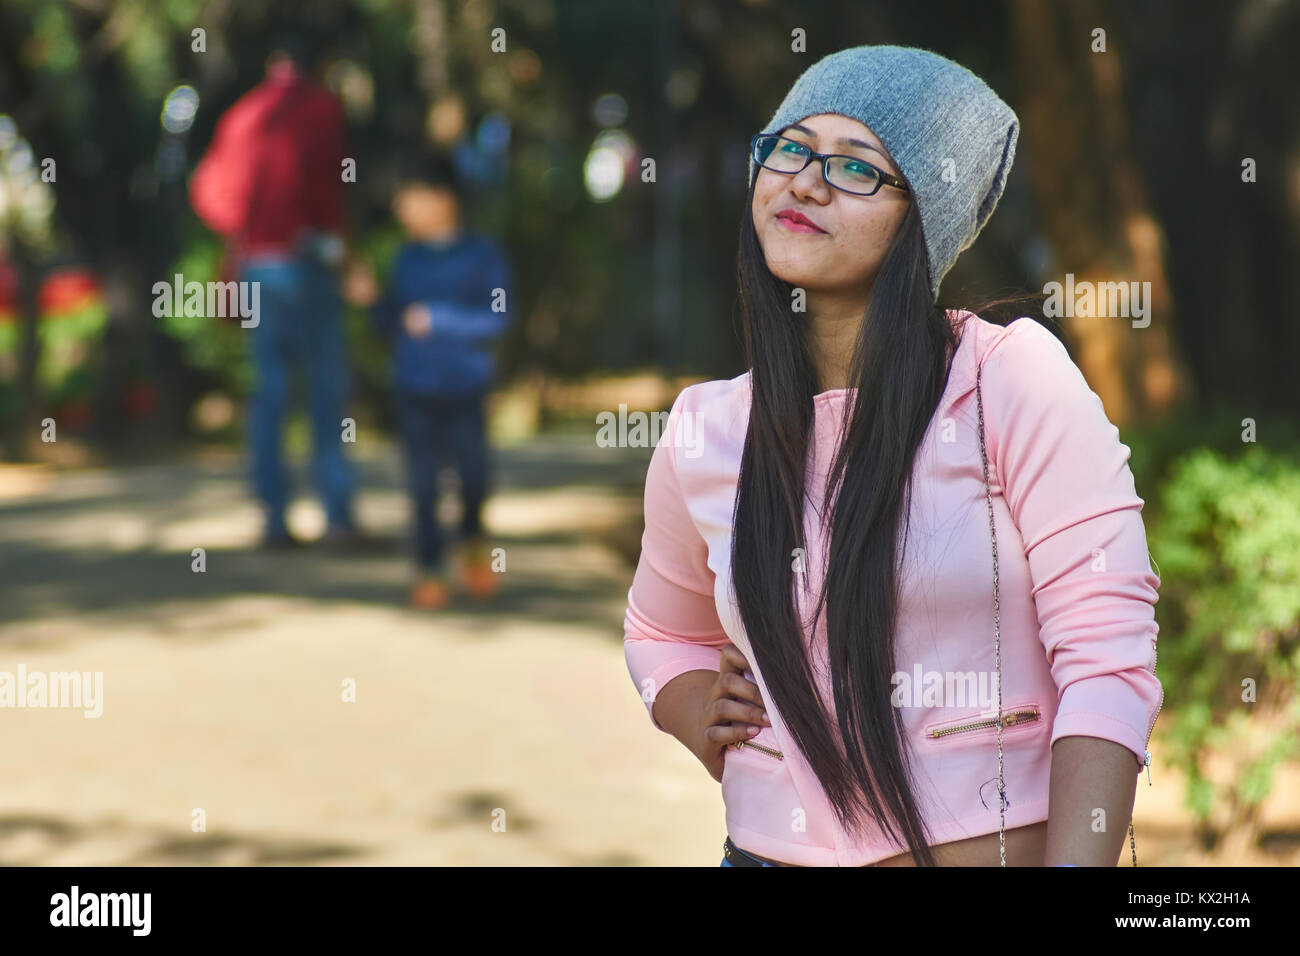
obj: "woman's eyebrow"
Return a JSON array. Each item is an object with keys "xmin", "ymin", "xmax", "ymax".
[{"xmin": 786, "ymin": 122, "xmax": 886, "ymax": 158}]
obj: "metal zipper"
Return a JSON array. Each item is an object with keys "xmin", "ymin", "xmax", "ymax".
[
  {"xmin": 1142, "ymin": 638, "xmax": 1162, "ymax": 785},
  {"xmin": 732, "ymin": 738, "xmax": 784, "ymax": 760},
  {"xmin": 733, "ymin": 706, "xmax": 1044, "ymax": 757},
  {"xmin": 928, "ymin": 706, "xmax": 1041, "ymax": 739}
]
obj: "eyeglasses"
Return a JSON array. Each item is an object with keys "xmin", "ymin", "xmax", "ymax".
[{"xmin": 750, "ymin": 133, "xmax": 909, "ymax": 197}]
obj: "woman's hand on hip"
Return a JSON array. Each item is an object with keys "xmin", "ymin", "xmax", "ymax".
[{"xmin": 694, "ymin": 644, "xmax": 771, "ymax": 783}]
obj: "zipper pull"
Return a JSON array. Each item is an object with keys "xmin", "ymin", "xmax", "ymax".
[{"xmin": 1144, "ymin": 749, "xmax": 1152, "ymax": 786}]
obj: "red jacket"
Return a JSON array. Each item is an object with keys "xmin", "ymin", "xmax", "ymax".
[{"xmin": 190, "ymin": 61, "xmax": 347, "ymax": 269}]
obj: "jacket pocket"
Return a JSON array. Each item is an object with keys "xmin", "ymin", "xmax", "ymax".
[{"xmin": 922, "ymin": 702, "xmax": 1042, "ymax": 744}]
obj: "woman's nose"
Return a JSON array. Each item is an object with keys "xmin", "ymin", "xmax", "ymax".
[{"xmin": 789, "ymin": 161, "xmax": 829, "ymax": 199}]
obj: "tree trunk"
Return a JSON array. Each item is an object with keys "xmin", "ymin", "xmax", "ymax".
[{"xmin": 1010, "ymin": 0, "xmax": 1191, "ymax": 424}]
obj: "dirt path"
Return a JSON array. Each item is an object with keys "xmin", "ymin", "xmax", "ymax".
[{"xmin": 0, "ymin": 435, "xmax": 724, "ymax": 865}]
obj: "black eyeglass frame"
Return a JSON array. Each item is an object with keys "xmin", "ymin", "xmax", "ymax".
[{"xmin": 750, "ymin": 132, "xmax": 910, "ymax": 196}]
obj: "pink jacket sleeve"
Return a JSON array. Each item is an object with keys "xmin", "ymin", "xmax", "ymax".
[
  {"xmin": 623, "ymin": 388, "xmax": 731, "ymax": 733},
  {"xmin": 982, "ymin": 319, "xmax": 1162, "ymax": 772}
]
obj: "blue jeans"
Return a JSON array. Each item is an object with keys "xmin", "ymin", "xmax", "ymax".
[
  {"xmin": 241, "ymin": 257, "xmax": 355, "ymax": 536},
  {"xmin": 393, "ymin": 388, "xmax": 489, "ymax": 572}
]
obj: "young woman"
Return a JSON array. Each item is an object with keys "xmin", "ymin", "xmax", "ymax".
[{"xmin": 622, "ymin": 46, "xmax": 1162, "ymax": 867}]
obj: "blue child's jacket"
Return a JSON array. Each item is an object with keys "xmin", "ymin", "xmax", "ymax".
[{"xmin": 372, "ymin": 232, "xmax": 512, "ymax": 395}]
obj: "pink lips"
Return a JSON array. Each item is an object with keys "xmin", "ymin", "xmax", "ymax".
[{"xmin": 776, "ymin": 209, "xmax": 826, "ymax": 234}]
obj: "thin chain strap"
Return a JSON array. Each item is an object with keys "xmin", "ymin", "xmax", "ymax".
[{"xmin": 975, "ymin": 364, "xmax": 1138, "ymax": 867}]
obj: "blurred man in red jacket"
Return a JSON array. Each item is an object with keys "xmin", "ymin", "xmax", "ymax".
[{"xmin": 191, "ymin": 29, "xmax": 362, "ymax": 549}]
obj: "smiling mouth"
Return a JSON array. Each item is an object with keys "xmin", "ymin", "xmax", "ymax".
[{"xmin": 776, "ymin": 214, "xmax": 826, "ymax": 234}]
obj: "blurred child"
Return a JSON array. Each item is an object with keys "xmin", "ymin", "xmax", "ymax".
[{"xmin": 344, "ymin": 151, "xmax": 512, "ymax": 608}]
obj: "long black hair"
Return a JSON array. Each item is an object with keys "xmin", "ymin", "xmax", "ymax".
[{"xmin": 730, "ymin": 179, "xmax": 1045, "ymax": 865}]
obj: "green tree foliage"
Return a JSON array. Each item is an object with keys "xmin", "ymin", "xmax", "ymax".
[{"xmin": 1148, "ymin": 442, "xmax": 1300, "ymax": 844}]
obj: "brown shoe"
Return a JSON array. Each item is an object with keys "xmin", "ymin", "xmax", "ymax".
[
  {"xmin": 410, "ymin": 574, "xmax": 451, "ymax": 610},
  {"xmin": 458, "ymin": 537, "xmax": 500, "ymax": 600}
]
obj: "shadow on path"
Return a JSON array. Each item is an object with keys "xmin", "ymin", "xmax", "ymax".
[{"xmin": 0, "ymin": 434, "xmax": 654, "ymax": 639}]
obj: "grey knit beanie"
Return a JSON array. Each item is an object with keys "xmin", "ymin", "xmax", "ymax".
[{"xmin": 748, "ymin": 45, "xmax": 1019, "ymax": 301}]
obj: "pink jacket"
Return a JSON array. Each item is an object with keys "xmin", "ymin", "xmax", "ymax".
[{"xmin": 622, "ymin": 310, "xmax": 1162, "ymax": 866}]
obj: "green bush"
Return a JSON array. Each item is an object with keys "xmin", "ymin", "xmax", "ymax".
[
  {"xmin": 1146, "ymin": 440, "xmax": 1300, "ymax": 844},
  {"xmin": 159, "ymin": 234, "xmax": 253, "ymax": 396}
]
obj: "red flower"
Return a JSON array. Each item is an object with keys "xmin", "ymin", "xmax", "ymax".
[{"xmin": 39, "ymin": 268, "xmax": 101, "ymax": 315}]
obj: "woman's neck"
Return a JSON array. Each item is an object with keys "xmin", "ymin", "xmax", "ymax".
[{"xmin": 807, "ymin": 294, "xmax": 869, "ymax": 392}]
